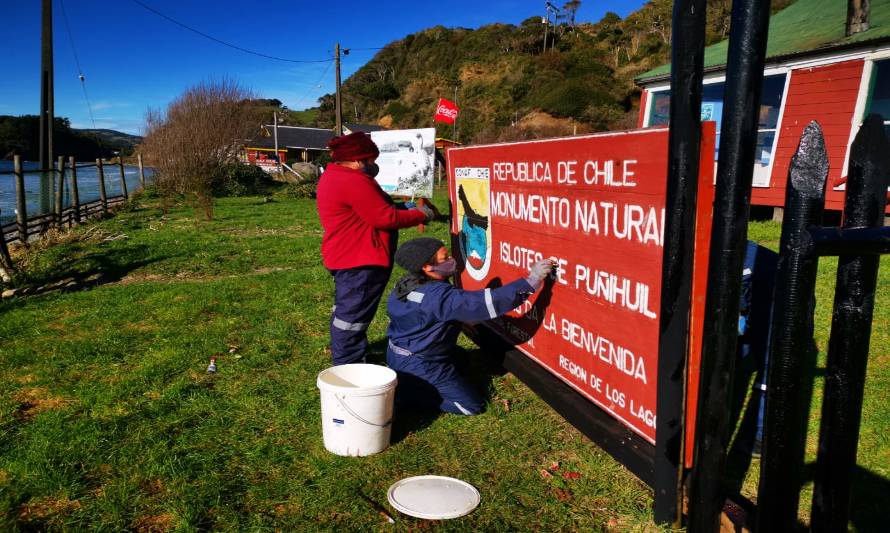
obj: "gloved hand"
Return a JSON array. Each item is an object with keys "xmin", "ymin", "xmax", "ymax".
[
  {"xmin": 527, "ymin": 259, "xmax": 555, "ymax": 289},
  {"xmin": 417, "ymin": 204, "xmax": 435, "ymax": 223}
]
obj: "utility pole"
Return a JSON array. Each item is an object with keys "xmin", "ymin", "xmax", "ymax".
[
  {"xmin": 39, "ymin": 0, "xmax": 54, "ymax": 170},
  {"xmin": 543, "ymin": 14, "xmax": 549, "ymax": 54},
  {"xmin": 453, "ymin": 86, "xmax": 458, "ymax": 142},
  {"xmin": 543, "ymin": 2, "xmax": 560, "ymax": 53},
  {"xmin": 273, "ymin": 111, "xmax": 280, "ymax": 173},
  {"xmin": 334, "ymin": 43, "xmax": 343, "ymax": 136}
]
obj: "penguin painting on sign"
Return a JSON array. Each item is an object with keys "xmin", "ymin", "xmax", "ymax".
[{"xmin": 457, "ymin": 183, "xmax": 491, "ymax": 280}]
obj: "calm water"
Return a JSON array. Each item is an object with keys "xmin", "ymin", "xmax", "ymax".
[{"xmin": 0, "ymin": 159, "xmax": 155, "ymax": 224}]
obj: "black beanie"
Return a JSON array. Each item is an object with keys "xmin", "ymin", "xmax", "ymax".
[{"xmin": 395, "ymin": 238, "xmax": 444, "ymax": 273}]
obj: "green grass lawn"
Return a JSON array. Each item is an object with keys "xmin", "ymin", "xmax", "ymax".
[{"xmin": 0, "ymin": 191, "xmax": 886, "ymax": 531}]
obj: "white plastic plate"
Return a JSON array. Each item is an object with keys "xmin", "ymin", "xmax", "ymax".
[{"xmin": 386, "ymin": 475, "xmax": 480, "ymax": 520}]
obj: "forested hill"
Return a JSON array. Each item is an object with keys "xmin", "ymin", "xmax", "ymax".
[
  {"xmin": 0, "ymin": 116, "xmax": 137, "ymax": 161},
  {"xmin": 294, "ymin": 0, "xmax": 794, "ymax": 144}
]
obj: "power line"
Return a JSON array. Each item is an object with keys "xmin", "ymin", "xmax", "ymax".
[
  {"xmin": 294, "ymin": 61, "xmax": 333, "ymax": 109},
  {"xmin": 131, "ymin": 0, "xmax": 333, "ymax": 64},
  {"xmin": 59, "ymin": 0, "xmax": 96, "ymax": 129}
]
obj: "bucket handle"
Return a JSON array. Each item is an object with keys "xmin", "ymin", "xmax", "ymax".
[{"xmin": 335, "ymin": 394, "xmax": 392, "ymax": 428}]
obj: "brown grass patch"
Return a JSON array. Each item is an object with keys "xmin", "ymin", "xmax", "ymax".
[
  {"xmin": 218, "ymin": 227, "xmax": 304, "ymax": 237},
  {"xmin": 132, "ymin": 512, "xmax": 176, "ymax": 533},
  {"xmin": 274, "ymin": 501, "xmax": 303, "ymax": 517},
  {"xmin": 143, "ymin": 478, "xmax": 167, "ymax": 496},
  {"xmin": 118, "ymin": 266, "xmax": 294, "ymax": 285},
  {"xmin": 125, "ymin": 321, "xmax": 159, "ymax": 332},
  {"xmin": 0, "ymin": 469, "xmax": 9, "ymax": 484},
  {"xmin": 14, "ymin": 387, "xmax": 73, "ymax": 420},
  {"xmin": 18, "ymin": 495, "xmax": 81, "ymax": 522}
]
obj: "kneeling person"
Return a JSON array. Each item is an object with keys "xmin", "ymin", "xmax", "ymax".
[{"xmin": 386, "ymin": 237, "xmax": 553, "ymax": 415}]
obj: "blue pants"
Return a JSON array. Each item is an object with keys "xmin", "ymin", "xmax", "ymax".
[
  {"xmin": 386, "ymin": 347, "xmax": 485, "ymax": 416},
  {"xmin": 330, "ymin": 267, "xmax": 391, "ymax": 365}
]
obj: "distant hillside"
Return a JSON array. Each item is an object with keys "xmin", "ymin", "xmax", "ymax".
[
  {"xmin": 289, "ymin": 0, "xmax": 794, "ymax": 143},
  {"xmin": 0, "ymin": 115, "xmax": 120, "ymax": 161},
  {"xmin": 75, "ymin": 129, "xmax": 143, "ymax": 152}
]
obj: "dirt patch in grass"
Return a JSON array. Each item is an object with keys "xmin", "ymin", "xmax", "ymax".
[
  {"xmin": 142, "ymin": 478, "xmax": 167, "ymax": 496},
  {"xmin": 118, "ymin": 273, "xmax": 168, "ymax": 285},
  {"xmin": 117, "ymin": 267, "xmax": 294, "ymax": 285},
  {"xmin": 605, "ymin": 516, "xmax": 661, "ymax": 533},
  {"xmin": 18, "ymin": 495, "xmax": 81, "ymax": 523},
  {"xmin": 218, "ymin": 227, "xmax": 305, "ymax": 237},
  {"xmin": 274, "ymin": 501, "xmax": 304, "ymax": 517},
  {"xmin": 13, "ymin": 387, "xmax": 73, "ymax": 420},
  {"xmin": 132, "ymin": 512, "xmax": 176, "ymax": 533},
  {"xmin": 0, "ymin": 469, "xmax": 9, "ymax": 484}
]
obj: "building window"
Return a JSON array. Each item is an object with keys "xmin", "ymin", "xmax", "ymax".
[
  {"xmin": 647, "ymin": 73, "xmax": 788, "ymax": 187},
  {"xmin": 866, "ymin": 58, "xmax": 890, "ymax": 137}
]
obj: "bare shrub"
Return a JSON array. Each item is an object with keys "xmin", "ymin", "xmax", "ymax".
[{"xmin": 141, "ymin": 79, "xmax": 263, "ymax": 219}]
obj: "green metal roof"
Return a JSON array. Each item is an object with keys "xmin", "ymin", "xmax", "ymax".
[{"xmin": 637, "ymin": 0, "xmax": 890, "ymax": 83}]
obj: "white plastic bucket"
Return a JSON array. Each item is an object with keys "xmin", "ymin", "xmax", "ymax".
[{"xmin": 317, "ymin": 363, "xmax": 398, "ymax": 457}]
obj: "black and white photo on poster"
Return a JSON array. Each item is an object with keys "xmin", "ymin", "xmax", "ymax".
[{"xmin": 371, "ymin": 128, "xmax": 435, "ymax": 198}]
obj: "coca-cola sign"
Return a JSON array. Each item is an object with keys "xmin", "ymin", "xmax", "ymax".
[{"xmin": 434, "ymin": 98, "xmax": 459, "ymax": 124}]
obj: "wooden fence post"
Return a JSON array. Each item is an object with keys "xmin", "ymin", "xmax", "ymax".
[
  {"xmin": 14, "ymin": 155, "xmax": 27, "ymax": 243},
  {"xmin": 118, "ymin": 156, "xmax": 128, "ymax": 199},
  {"xmin": 69, "ymin": 156, "xmax": 80, "ymax": 223},
  {"xmin": 97, "ymin": 158, "xmax": 107, "ymax": 215},
  {"xmin": 55, "ymin": 155, "xmax": 64, "ymax": 228},
  {"xmin": 0, "ymin": 208, "xmax": 14, "ymax": 278},
  {"xmin": 137, "ymin": 153, "xmax": 145, "ymax": 189}
]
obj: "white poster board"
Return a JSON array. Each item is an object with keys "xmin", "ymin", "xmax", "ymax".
[{"xmin": 371, "ymin": 128, "xmax": 435, "ymax": 198}]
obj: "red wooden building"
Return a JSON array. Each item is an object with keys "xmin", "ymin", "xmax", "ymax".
[{"xmin": 636, "ymin": 0, "xmax": 890, "ymax": 215}]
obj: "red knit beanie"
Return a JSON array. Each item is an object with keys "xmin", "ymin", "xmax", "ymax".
[{"xmin": 328, "ymin": 132, "xmax": 380, "ymax": 161}]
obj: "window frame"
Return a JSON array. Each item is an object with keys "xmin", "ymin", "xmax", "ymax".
[
  {"xmin": 839, "ymin": 48, "xmax": 890, "ymax": 189},
  {"xmin": 642, "ymin": 67, "xmax": 791, "ymax": 188}
]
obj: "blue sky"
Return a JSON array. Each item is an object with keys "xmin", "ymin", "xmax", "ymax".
[{"xmin": 1, "ymin": 0, "xmax": 645, "ymax": 135}]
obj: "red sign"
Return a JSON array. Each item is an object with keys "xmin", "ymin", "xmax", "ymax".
[
  {"xmin": 434, "ymin": 98, "xmax": 459, "ymax": 124},
  {"xmin": 447, "ymin": 126, "xmax": 716, "ymax": 444}
]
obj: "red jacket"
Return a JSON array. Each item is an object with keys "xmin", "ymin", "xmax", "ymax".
[{"xmin": 317, "ymin": 163, "xmax": 426, "ymax": 270}]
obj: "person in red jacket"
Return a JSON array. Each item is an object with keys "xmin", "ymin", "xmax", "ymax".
[{"xmin": 317, "ymin": 132, "xmax": 434, "ymax": 365}]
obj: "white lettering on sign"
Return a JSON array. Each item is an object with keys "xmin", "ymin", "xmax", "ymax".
[
  {"xmin": 560, "ymin": 318, "xmax": 648, "ymax": 384},
  {"xmin": 490, "ymin": 192, "xmax": 571, "ymax": 228},
  {"xmin": 498, "ymin": 242, "xmax": 568, "ymax": 285},
  {"xmin": 559, "ymin": 354, "xmax": 587, "ymax": 384},
  {"xmin": 454, "ymin": 167, "xmax": 490, "ymax": 179},
  {"xmin": 436, "ymin": 103, "xmax": 458, "ymax": 120},
  {"xmin": 631, "ymin": 399, "xmax": 657, "ymax": 428},
  {"xmin": 492, "ymin": 161, "xmax": 554, "ymax": 182},
  {"xmin": 581, "ymin": 159, "xmax": 637, "ymax": 187},
  {"xmin": 573, "ymin": 265, "xmax": 657, "ymax": 319},
  {"xmin": 574, "ymin": 201, "xmax": 664, "ymax": 246}
]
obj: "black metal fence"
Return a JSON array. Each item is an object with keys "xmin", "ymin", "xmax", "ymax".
[
  {"xmin": 663, "ymin": 0, "xmax": 890, "ymax": 530},
  {"xmin": 755, "ymin": 115, "xmax": 890, "ymax": 531}
]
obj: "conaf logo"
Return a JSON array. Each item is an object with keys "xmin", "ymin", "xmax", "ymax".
[{"xmin": 455, "ymin": 168, "xmax": 492, "ymax": 281}]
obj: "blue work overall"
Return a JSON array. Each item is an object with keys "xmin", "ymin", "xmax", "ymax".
[
  {"xmin": 386, "ymin": 277, "xmax": 535, "ymax": 415},
  {"xmin": 330, "ymin": 266, "xmax": 392, "ymax": 365}
]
